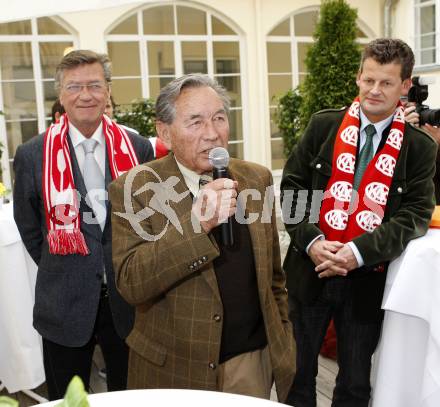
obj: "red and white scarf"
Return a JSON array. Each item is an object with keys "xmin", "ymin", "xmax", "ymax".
[
  {"xmin": 319, "ymin": 97, "xmax": 405, "ymax": 242},
  {"xmin": 42, "ymin": 113, "xmax": 139, "ymax": 255}
]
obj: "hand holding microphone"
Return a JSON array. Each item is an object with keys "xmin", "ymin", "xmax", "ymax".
[{"xmin": 193, "ymin": 147, "xmax": 237, "ymax": 246}]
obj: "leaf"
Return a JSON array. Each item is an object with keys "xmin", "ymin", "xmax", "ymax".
[
  {"xmin": 0, "ymin": 396, "xmax": 19, "ymax": 407},
  {"xmin": 55, "ymin": 376, "xmax": 90, "ymax": 407}
]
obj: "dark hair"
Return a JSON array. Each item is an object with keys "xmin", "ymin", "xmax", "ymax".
[
  {"xmin": 155, "ymin": 74, "xmax": 230, "ymax": 124},
  {"xmin": 360, "ymin": 38, "xmax": 414, "ymax": 81},
  {"xmin": 51, "ymin": 98, "xmax": 65, "ymax": 123},
  {"xmin": 54, "ymin": 49, "xmax": 112, "ymax": 91}
]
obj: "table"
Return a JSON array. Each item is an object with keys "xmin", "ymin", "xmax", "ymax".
[
  {"xmin": 371, "ymin": 228, "xmax": 440, "ymax": 407},
  {"xmin": 40, "ymin": 388, "xmax": 285, "ymax": 406},
  {"xmin": 0, "ymin": 202, "xmax": 45, "ymax": 396}
]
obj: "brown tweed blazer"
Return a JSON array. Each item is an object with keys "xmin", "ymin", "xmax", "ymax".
[{"xmin": 109, "ymin": 153, "xmax": 295, "ymax": 402}]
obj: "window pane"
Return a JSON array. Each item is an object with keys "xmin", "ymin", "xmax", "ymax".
[
  {"xmin": 214, "ymin": 42, "xmax": 240, "ymax": 74},
  {"xmin": 40, "ymin": 42, "xmax": 73, "ymax": 79},
  {"xmin": 298, "ymin": 42, "xmax": 312, "ymax": 72},
  {"xmin": 148, "ymin": 42, "xmax": 175, "ymax": 76},
  {"xmin": 294, "ymin": 11, "xmax": 318, "ymax": 36},
  {"xmin": 421, "ymin": 49, "xmax": 435, "ymax": 65},
  {"xmin": 2, "ymin": 82, "xmax": 36, "ymax": 120},
  {"xmin": 182, "ymin": 42, "xmax": 207, "ymax": 74},
  {"xmin": 268, "ymin": 75, "xmax": 292, "ymax": 102},
  {"xmin": 149, "ymin": 76, "xmax": 174, "ymax": 100},
  {"xmin": 421, "ymin": 34, "xmax": 435, "ymax": 49},
  {"xmin": 37, "ymin": 17, "xmax": 69, "ymax": 34},
  {"xmin": 267, "ymin": 43, "xmax": 291, "ymax": 73},
  {"xmin": 143, "ymin": 6, "xmax": 174, "ymax": 35},
  {"xmin": 228, "ymin": 109, "xmax": 243, "ymax": 141},
  {"xmin": 0, "ymin": 20, "xmax": 31, "ymax": 35},
  {"xmin": 6, "ymin": 120, "xmax": 38, "ymax": 157},
  {"xmin": 108, "ymin": 42, "xmax": 140, "ymax": 76},
  {"xmin": 421, "ymin": 6, "xmax": 435, "ymax": 34},
  {"xmin": 0, "ymin": 43, "xmax": 33, "ymax": 80},
  {"xmin": 216, "ymin": 75, "xmax": 241, "ymax": 107},
  {"xmin": 43, "ymin": 81, "xmax": 58, "ymax": 117},
  {"xmin": 269, "ymin": 19, "xmax": 290, "ymax": 36},
  {"xmin": 271, "ymin": 139, "xmax": 285, "ymax": 170},
  {"xmin": 270, "ymin": 108, "xmax": 280, "ymax": 138},
  {"xmin": 212, "ymin": 16, "xmax": 235, "ymax": 35},
  {"xmin": 177, "ymin": 6, "xmax": 207, "ymax": 35},
  {"xmin": 110, "ymin": 14, "xmax": 138, "ymax": 35},
  {"xmin": 111, "ymin": 79, "xmax": 142, "ymax": 105},
  {"xmin": 228, "ymin": 141, "xmax": 243, "ymax": 159}
]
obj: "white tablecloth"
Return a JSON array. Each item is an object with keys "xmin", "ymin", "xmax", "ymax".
[
  {"xmin": 0, "ymin": 202, "xmax": 45, "ymax": 392},
  {"xmin": 40, "ymin": 388, "xmax": 285, "ymax": 407},
  {"xmin": 372, "ymin": 229, "xmax": 440, "ymax": 407}
]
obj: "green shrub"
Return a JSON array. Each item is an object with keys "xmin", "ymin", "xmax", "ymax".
[
  {"xmin": 276, "ymin": 0, "xmax": 360, "ymax": 156},
  {"xmin": 114, "ymin": 99, "xmax": 156, "ymax": 138}
]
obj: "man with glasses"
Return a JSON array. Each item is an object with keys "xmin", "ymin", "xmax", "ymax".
[{"xmin": 13, "ymin": 50, "xmax": 153, "ymax": 399}]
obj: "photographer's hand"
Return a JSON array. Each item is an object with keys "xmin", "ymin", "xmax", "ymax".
[{"xmin": 404, "ymin": 103, "xmax": 420, "ymax": 126}]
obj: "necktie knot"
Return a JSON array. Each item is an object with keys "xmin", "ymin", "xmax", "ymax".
[
  {"xmin": 365, "ymin": 124, "xmax": 376, "ymax": 139},
  {"xmin": 82, "ymin": 138, "xmax": 98, "ymax": 155}
]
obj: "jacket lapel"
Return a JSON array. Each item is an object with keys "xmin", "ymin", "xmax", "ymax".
[{"xmin": 160, "ymin": 155, "xmax": 222, "ymax": 302}]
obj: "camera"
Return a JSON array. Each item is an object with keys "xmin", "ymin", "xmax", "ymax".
[{"xmin": 407, "ymin": 76, "xmax": 440, "ymax": 126}]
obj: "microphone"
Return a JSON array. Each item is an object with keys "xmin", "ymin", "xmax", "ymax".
[{"xmin": 208, "ymin": 147, "xmax": 234, "ymax": 247}]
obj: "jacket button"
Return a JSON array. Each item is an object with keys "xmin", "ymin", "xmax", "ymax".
[
  {"xmin": 198, "ymin": 259, "xmax": 203, "ymax": 265},
  {"xmin": 202, "ymin": 256, "xmax": 208, "ymax": 262},
  {"xmin": 189, "ymin": 265, "xmax": 194, "ymax": 270},
  {"xmin": 397, "ymin": 187, "xmax": 403, "ymax": 193},
  {"xmin": 213, "ymin": 314, "xmax": 221, "ymax": 322},
  {"xmin": 316, "ymin": 163, "xmax": 322, "ymax": 169},
  {"xmin": 208, "ymin": 362, "xmax": 216, "ymax": 370}
]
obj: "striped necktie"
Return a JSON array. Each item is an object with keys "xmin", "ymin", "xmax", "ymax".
[{"xmin": 353, "ymin": 124, "xmax": 376, "ymax": 191}]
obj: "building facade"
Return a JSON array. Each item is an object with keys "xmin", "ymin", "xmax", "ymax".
[{"xmin": 0, "ymin": 0, "xmax": 439, "ymax": 189}]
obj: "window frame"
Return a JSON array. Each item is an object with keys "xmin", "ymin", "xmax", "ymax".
[
  {"xmin": 105, "ymin": 2, "xmax": 247, "ymax": 159},
  {"xmin": 0, "ymin": 17, "xmax": 78, "ymax": 189}
]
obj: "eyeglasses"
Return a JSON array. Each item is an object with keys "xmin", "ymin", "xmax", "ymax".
[{"xmin": 63, "ymin": 82, "xmax": 108, "ymax": 95}]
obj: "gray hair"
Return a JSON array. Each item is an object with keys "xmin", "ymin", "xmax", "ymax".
[
  {"xmin": 54, "ymin": 50, "xmax": 112, "ymax": 92},
  {"xmin": 155, "ymin": 74, "xmax": 231, "ymax": 124}
]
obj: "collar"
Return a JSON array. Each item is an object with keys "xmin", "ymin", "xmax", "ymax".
[
  {"xmin": 359, "ymin": 108, "xmax": 394, "ymax": 137},
  {"xmin": 69, "ymin": 121, "xmax": 104, "ymax": 148},
  {"xmin": 175, "ymin": 158, "xmax": 202, "ymax": 197}
]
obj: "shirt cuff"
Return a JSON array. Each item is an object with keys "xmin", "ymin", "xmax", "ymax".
[
  {"xmin": 347, "ymin": 241, "xmax": 364, "ymax": 267},
  {"xmin": 306, "ymin": 234, "xmax": 324, "ymax": 254}
]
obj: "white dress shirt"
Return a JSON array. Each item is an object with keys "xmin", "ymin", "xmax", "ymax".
[
  {"xmin": 175, "ymin": 158, "xmax": 207, "ymax": 197},
  {"xmin": 69, "ymin": 122, "xmax": 106, "ymax": 178}
]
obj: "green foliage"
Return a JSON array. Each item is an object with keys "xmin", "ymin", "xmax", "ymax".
[
  {"xmin": 276, "ymin": 0, "xmax": 361, "ymax": 156},
  {"xmin": 114, "ymin": 99, "xmax": 156, "ymax": 138},
  {"xmin": 275, "ymin": 88, "xmax": 303, "ymax": 156},
  {"xmin": 0, "ymin": 396, "xmax": 19, "ymax": 407},
  {"xmin": 56, "ymin": 376, "xmax": 90, "ymax": 407}
]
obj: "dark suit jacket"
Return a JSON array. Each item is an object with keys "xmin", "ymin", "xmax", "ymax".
[
  {"xmin": 281, "ymin": 108, "xmax": 437, "ymax": 321},
  {"xmin": 109, "ymin": 154, "xmax": 295, "ymax": 402},
  {"xmin": 13, "ymin": 128, "xmax": 153, "ymax": 347}
]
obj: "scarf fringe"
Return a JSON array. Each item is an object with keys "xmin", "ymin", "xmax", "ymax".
[{"xmin": 47, "ymin": 229, "xmax": 90, "ymax": 256}]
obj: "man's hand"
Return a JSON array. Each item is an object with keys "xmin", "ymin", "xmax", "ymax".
[
  {"xmin": 404, "ymin": 103, "xmax": 420, "ymax": 126},
  {"xmin": 315, "ymin": 243, "xmax": 359, "ymax": 278},
  {"xmin": 192, "ymin": 178, "xmax": 238, "ymax": 233},
  {"xmin": 404, "ymin": 103, "xmax": 440, "ymax": 145},
  {"xmin": 309, "ymin": 239, "xmax": 345, "ymax": 269}
]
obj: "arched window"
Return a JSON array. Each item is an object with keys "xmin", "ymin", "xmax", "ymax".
[
  {"xmin": 105, "ymin": 2, "xmax": 244, "ymax": 159},
  {"xmin": 0, "ymin": 17, "xmax": 77, "ymax": 187},
  {"xmin": 266, "ymin": 8, "xmax": 371, "ymax": 171}
]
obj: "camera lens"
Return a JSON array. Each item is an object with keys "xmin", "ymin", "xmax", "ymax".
[{"xmin": 420, "ymin": 108, "xmax": 440, "ymax": 126}]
